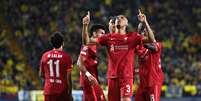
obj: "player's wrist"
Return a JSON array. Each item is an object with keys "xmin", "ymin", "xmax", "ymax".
[
  {"xmin": 144, "ymin": 20, "xmax": 149, "ymax": 25},
  {"xmin": 85, "ymin": 71, "xmax": 92, "ymax": 77}
]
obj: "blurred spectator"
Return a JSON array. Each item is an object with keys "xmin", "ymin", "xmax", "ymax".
[{"xmin": 166, "ymin": 79, "xmax": 183, "ymax": 98}]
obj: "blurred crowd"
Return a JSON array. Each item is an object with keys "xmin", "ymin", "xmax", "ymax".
[{"xmin": 0, "ymin": 0, "xmax": 201, "ymax": 97}]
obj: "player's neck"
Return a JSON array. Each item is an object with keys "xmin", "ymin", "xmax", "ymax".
[
  {"xmin": 116, "ymin": 28, "xmax": 126, "ymax": 35},
  {"xmin": 53, "ymin": 47, "xmax": 63, "ymax": 51}
]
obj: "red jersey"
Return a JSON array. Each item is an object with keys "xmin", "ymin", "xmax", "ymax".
[
  {"xmin": 40, "ymin": 50, "xmax": 72, "ymax": 95},
  {"xmin": 97, "ymin": 32, "xmax": 143, "ymax": 79},
  {"xmin": 79, "ymin": 44, "xmax": 99, "ymax": 86},
  {"xmin": 136, "ymin": 42, "xmax": 164, "ymax": 87}
]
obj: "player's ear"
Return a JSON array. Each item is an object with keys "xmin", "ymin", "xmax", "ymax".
[
  {"xmin": 62, "ymin": 42, "xmax": 64, "ymax": 47},
  {"xmin": 126, "ymin": 19, "xmax": 128, "ymax": 26},
  {"xmin": 126, "ymin": 22, "xmax": 128, "ymax": 26}
]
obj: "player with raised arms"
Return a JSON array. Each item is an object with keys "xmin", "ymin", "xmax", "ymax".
[
  {"xmin": 83, "ymin": 10, "xmax": 155, "ymax": 101},
  {"xmin": 135, "ymin": 13, "xmax": 164, "ymax": 101},
  {"xmin": 77, "ymin": 11, "xmax": 106, "ymax": 101}
]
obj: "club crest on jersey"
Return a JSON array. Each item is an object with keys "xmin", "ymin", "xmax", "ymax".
[
  {"xmin": 124, "ymin": 37, "xmax": 128, "ymax": 42},
  {"xmin": 110, "ymin": 38, "xmax": 114, "ymax": 40},
  {"xmin": 110, "ymin": 44, "xmax": 114, "ymax": 51}
]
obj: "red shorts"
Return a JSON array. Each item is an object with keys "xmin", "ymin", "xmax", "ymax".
[
  {"xmin": 135, "ymin": 84, "xmax": 162, "ymax": 101},
  {"xmin": 44, "ymin": 91, "xmax": 70, "ymax": 101},
  {"xmin": 82, "ymin": 84, "xmax": 106, "ymax": 101},
  {"xmin": 108, "ymin": 78, "xmax": 133, "ymax": 101}
]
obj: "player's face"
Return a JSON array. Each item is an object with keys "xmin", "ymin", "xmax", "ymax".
[
  {"xmin": 115, "ymin": 15, "xmax": 128, "ymax": 28},
  {"xmin": 109, "ymin": 19, "xmax": 116, "ymax": 33},
  {"xmin": 94, "ymin": 29, "xmax": 105, "ymax": 38}
]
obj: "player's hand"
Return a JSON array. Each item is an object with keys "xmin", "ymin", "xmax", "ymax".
[
  {"xmin": 82, "ymin": 11, "xmax": 90, "ymax": 25},
  {"xmin": 137, "ymin": 9, "xmax": 147, "ymax": 23},
  {"xmin": 87, "ymin": 75, "xmax": 98, "ymax": 85}
]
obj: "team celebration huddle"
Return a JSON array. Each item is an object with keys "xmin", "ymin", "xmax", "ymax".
[{"xmin": 39, "ymin": 9, "xmax": 164, "ymax": 101}]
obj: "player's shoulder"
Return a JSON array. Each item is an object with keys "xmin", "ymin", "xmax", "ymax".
[
  {"xmin": 40, "ymin": 50, "xmax": 53, "ymax": 60},
  {"xmin": 153, "ymin": 41, "xmax": 162, "ymax": 52},
  {"xmin": 109, "ymin": 33, "xmax": 125, "ymax": 38},
  {"xmin": 62, "ymin": 52, "xmax": 72, "ymax": 62},
  {"xmin": 81, "ymin": 44, "xmax": 96, "ymax": 52},
  {"xmin": 127, "ymin": 32, "xmax": 141, "ymax": 37},
  {"xmin": 157, "ymin": 42, "xmax": 163, "ymax": 49},
  {"xmin": 97, "ymin": 33, "xmax": 112, "ymax": 43},
  {"xmin": 154, "ymin": 42, "xmax": 162, "ymax": 47},
  {"xmin": 156, "ymin": 42, "xmax": 161, "ymax": 45},
  {"xmin": 61, "ymin": 51, "xmax": 71, "ymax": 57},
  {"xmin": 42, "ymin": 50, "xmax": 52, "ymax": 57},
  {"xmin": 103, "ymin": 33, "xmax": 113, "ymax": 37}
]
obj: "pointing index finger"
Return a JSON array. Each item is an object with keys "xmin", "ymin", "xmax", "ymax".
[
  {"xmin": 87, "ymin": 11, "xmax": 90, "ymax": 18},
  {"xmin": 138, "ymin": 9, "xmax": 142, "ymax": 15}
]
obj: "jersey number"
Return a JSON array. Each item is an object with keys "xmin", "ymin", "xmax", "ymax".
[
  {"xmin": 47, "ymin": 60, "xmax": 60, "ymax": 77},
  {"xmin": 126, "ymin": 84, "xmax": 131, "ymax": 93},
  {"xmin": 150, "ymin": 94, "xmax": 155, "ymax": 101}
]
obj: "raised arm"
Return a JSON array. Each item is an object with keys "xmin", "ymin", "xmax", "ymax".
[
  {"xmin": 82, "ymin": 12, "xmax": 107, "ymax": 45},
  {"xmin": 138, "ymin": 9, "xmax": 156, "ymax": 43},
  {"xmin": 82, "ymin": 11, "xmax": 90, "ymax": 45}
]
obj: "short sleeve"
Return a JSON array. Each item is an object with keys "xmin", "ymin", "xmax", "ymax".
[
  {"xmin": 153, "ymin": 42, "xmax": 161, "ymax": 52},
  {"xmin": 80, "ymin": 46, "xmax": 88, "ymax": 56},
  {"xmin": 97, "ymin": 34, "xmax": 109, "ymax": 46}
]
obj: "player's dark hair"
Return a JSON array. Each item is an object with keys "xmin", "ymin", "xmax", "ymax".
[
  {"xmin": 89, "ymin": 24, "xmax": 105, "ymax": 37},
  {"xmin": 50, "ymin": 32, "xmax": 64, "ymax": 49}
]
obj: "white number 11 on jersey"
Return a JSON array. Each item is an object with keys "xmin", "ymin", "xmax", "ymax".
[{"xmin": 47, "ymin": 59, "xmax": 60, "ymax": 77}]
